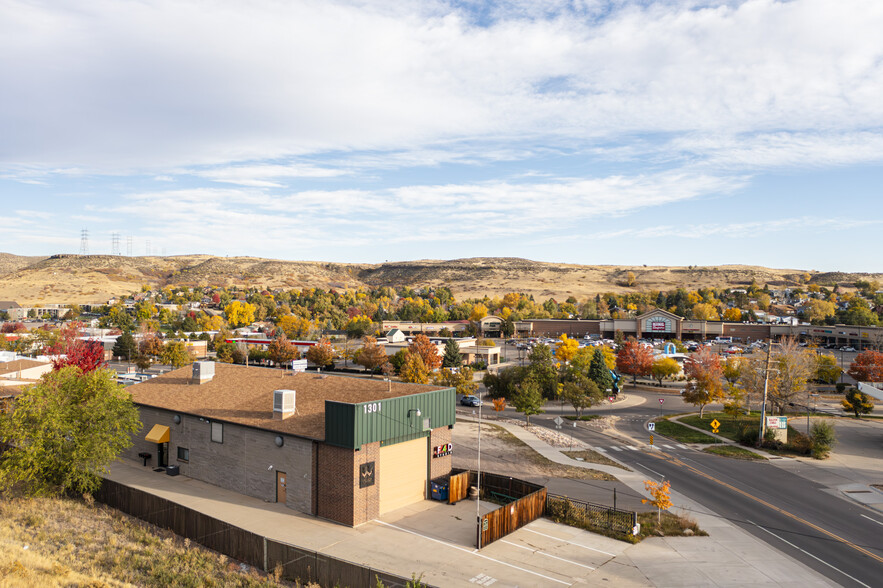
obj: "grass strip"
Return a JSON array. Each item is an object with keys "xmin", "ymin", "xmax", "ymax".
[
  {"xmin": 653, "ymin": 419, "xmax": 721, "ymax": 444},
  {"xmin": 702, "ymin": 445, "xmax": 767, "ymax": 461}
]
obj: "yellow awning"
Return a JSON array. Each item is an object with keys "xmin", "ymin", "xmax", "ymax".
[{"xmin": 145, "ymin": 424, "xmax": 170, "ymax": 444}]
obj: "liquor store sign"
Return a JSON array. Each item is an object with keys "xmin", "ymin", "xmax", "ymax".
[
  {"xmin": 766, "ymin": 416, "xmax": 788, "ymax": 430},
  {"xmin": 433, "ymin": 443, "xmax": 452, "ymax": 458}
]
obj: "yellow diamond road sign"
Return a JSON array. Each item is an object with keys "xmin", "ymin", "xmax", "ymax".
[{"xmin": 710, "ymin": 419, "xmax": 721, "ymax": 430}]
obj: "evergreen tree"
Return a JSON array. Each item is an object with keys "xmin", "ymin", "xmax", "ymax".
[
  {"xmin": 442, "ymin": 338, "xmax": 462, "ymax": 368},
  {"xmin": 589, "ymin": 348, "xmax": 614, "ymax": 395},
  {"xmin": 112, "ymin": 331, "xmax": 137, "ymax": 361}
]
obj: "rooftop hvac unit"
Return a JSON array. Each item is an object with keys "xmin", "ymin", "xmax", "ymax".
[
  {"xmin": 274, "ymin": 389, "xmax": 296, "ymax": 420},
  {"xmin": 192, "ymin": 361, "xmax": 215, "ymax": 384}
]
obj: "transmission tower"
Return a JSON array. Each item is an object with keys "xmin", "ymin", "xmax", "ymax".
[
  {"xmin": 126, "ymin": 236, "xmax": 133, "ymax": 256},
  {"xmin": 79, "ymin": 229, "xmax": 89, "ymax": 255},
  {"xmin": 111, "ymin": 232, "xmax": 121, "ymax": 256}
]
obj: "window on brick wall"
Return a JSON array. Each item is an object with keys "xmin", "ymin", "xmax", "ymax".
[
  {"xmin": 211, "ymin": 422, "xmax": 223, "ymax": 443},
  {"xmin": 177, "ymin": 447, "xmax": 189, "ymax": 462}
]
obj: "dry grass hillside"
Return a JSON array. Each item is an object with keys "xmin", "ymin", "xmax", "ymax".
[{"xmin": 0, "ymin": 253, "xmax": 881, "ymax": 306}]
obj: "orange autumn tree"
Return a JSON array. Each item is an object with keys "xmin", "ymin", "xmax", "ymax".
[{"xmin": 409, "ymin": 334, "xmax": 442, "ymax": 371}]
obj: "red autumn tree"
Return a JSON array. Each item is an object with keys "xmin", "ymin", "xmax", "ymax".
[
  {"xmin": 408, "ymin": 334, "xmax": 442, "ymax": 371},
  {"xmin": 43, "ymin": 322, "xmax": 106, "ymax": 373},
  {"xmin": 616, "ymin": 339, "xmax": 654, "ymax": 385},
  {"xmin": 848, "ymin": 350, "xmax": 883, "ymax": 382}
]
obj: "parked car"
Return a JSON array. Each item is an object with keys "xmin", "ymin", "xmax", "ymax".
[
  {"xmin": 840, "ymin": 346, "xmax": 856, "ymax": 352},
  {"xmin": 460, "ymin": 395, "xmax": 482, "ymax": 407}
]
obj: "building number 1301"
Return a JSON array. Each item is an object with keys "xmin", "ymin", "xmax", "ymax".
[{"xmin": 363, "ymin": 402, "xmax": 382, "ymax": 414}]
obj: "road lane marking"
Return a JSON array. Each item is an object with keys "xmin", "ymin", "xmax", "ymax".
[
  {"xmin": 374, "ymin": 520, "xmax": 572, "ymax": 585},
  {"xmin": 747, "ymin": 520, "xmax": 871, "ymax": 588},
  {"xmin": 662, "ymin": 444, "xmax": 675, "ymax": 449},
  {"xmin": 500, "ymin": 540, "xmax": 596, "ymax": 570},
  {"xmin": 610, "ymin": 446, "xmax": 623, "ymax": 451},
  {"xmin": 626, "ymin": 445, "xmax": 639, "ymax": 450},
  {"xmin": 595, "ymin": 447, "xmax": 607, "ymax": 452},
  {"xmin": 677, "ymin": 444, "xmax": 689, "ymax": 449},
  {"xmin": 522, "ymin": 528, "xmax": 616, "ymax": 556},
  {"xmin": 632, "ymin": 462, "xmax": 666, "ymax": 480},
  {"xmin": 860, "ymin": 514, "xmax": 883, "ymax": 527},
  {"xmin": 647, "ymin": 452, "xmax": 883, "ymax": 565}
]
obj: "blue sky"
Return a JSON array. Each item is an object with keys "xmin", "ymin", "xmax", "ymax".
[{"xmin": 1, "ymin": 0, "xmax": 882, "ymax": 271}]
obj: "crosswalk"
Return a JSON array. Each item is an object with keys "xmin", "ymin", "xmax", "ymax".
[{"xmin": 591, "ymin": 443, "xmax": 690, "ymax": 453}]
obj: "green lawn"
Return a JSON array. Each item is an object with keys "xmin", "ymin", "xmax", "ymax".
[
  {"xmin": 679, "ymin": 412, "xmax": 756, "ymax": 442},
  {"xmin": 653, "ymin": 419, "xmax": 721, "ymax": 444},
  {"xmin": 563, "ymin": 415, "xmax": 602, "ymax": 421}
]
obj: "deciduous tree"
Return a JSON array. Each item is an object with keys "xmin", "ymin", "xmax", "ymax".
[
  {"xmin": 561, "ymin": 377, "xmax": 601, "ymax": 417},
  {"xmin": 306, "ymin": 338, "xmax": 335, "ymax": 369},
  {"xmin": 651, "ymin": 357, "xmax": 680, "ymax": 386},
  {"xmin": 841, "ymin": 388, "xmax": 875, "ymax": 418},
  {"xmin": 268, "ymin": 333, "xmax": 297, "ymax": 366},
  {"xmin": 399, "ymin": 352, "xmax": 429, "ymax": 384},
  {"xmin": 815, "ymin": 354, "xmax": 840, "ymax": 384},
  {"xmin": 409, "ymin": 334, "xmax": 442, "ymax": 371},
  {"xmin": 0, "ymin": 367, "xmax": 140, "ymax": 496},
  {"xmin": 616, "ymin": 340, "xmax": 654, "ymax": 386},
  {"xmin": 355, "ymin": 337, "xmax": 389, "ymax": 375},
  {"xmin": 555, "ymin": 334, "xmax": 580, "ymax": 363},
  {"xmin": 770, "ymin": 339, "xmax": 815, "ymax": 414},
  {"xmin": 847, "ymin": 350, "xmax": 883, "ymax": 382},
  {"xmin": 512, "ymin": 376, "xmax": 544, "ymax": 425},
  {"xmin": 468, "ymin": 303, "xmax": 488, "ymax": 322},
  {"xmin": 642, "ymin": 480, "xmax": 673, "ymax": 524},
  {"xmin": 224, "ymin": 300, "xmax": 256, "ymax": 328},
  {"xmin": 433, "ymin": 366, "xmax": 478, "ymax": 397},
  {"xmin": 161, "ymin": 341, "xmax": 194, "ymax": 368},
  {"xmin": 682, "ymin": 348, "xmax": 725, "ymax": 418}
]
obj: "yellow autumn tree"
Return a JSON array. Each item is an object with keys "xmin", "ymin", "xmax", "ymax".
[
  {"xmin": 278, "ymin": 315, "xmax": 317, "ymax": 339},
  {"xmin": 642, "ymin": 480, "xmax": 673, "ymax": 524},
  {"xmin": 469, "ymin": 303, "xmax": 488, "ymax": 322},
  {"xmin": 692, "ymin": 303, "xmax": 719, "ymax": 321},
  {"xmin": 555, "ymin": 334, "xmax": 580, "ymax": 363},
  {"xmin": 722, "ymin": 307, "xmax": 742, "ymax": 322},
  {"xmin": 224, "ymin": 301, "xmax": 256, "ymax": 328}
]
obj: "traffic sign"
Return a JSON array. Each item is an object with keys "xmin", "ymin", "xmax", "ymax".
[
  {"xmin": 649, "ymin": 434, "xmax": 654, "ymax": 445},
  {"xmin": 648, "ymin": 422, "xmax": 656, "ymax": 431},
  {"xmin": 659, "ymin": 398, "xmax": 665, "ymax": 404},
  {"xmin": 710, "ymin": 419, "xmax": 721, "ymax": 429},
  {"xmin": 553, "ymin": 416, "xmax": 564, "ymax": 426}
]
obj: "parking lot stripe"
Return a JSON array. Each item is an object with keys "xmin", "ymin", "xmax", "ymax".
[
  {"xmin": 374, "ymin": 520, "xmax": 572, "ymax": 586},
  {"xmin": 522, "ymin": 528, "xmax": 617, "ymax": 556},
  {"xmin": 500, "ymin": 540, "xmax": 596, "ymax": 570}
]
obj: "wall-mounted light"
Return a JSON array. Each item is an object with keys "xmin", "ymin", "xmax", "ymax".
[
  {"xmin": 274, "ymin": 435, "xmax": 284, "ymax": 447},
  {"xmin": 173, "ymin": 414, "xmax": 181, "ymax": 425}
]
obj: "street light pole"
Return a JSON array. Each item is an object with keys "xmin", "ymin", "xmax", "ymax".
[{"xmin": 758, "ymin": 342, "xmax": 773, "ymax": 445}]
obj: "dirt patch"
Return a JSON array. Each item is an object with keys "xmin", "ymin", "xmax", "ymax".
[{"xmin": 452, "ymin": 421, "xmax": 616, "ymax": 481}]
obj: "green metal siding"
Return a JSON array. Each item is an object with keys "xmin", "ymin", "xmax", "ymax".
[{"xmin": 324, "ymin": 388, "xmax": 455, "ymax": 449}]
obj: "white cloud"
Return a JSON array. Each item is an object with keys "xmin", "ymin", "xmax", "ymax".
[
  {"xmin": 593, "ymin": 217, "xmax": 882, "ymax": 240},
  {"xmin": 1, "ymin": 0, "xmax": 882, "ymax": 172}
]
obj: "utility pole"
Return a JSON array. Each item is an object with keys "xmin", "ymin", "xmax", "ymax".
[{"xmin": 758, "ymin": 342, "xmax": 773, "ymax": 445}]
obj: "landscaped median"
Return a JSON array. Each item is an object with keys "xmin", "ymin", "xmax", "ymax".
[{"xmin": 651, "ymin": 418, "xmax": 721, "ymax": 444}]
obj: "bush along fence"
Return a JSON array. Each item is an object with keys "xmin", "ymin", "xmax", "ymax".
[
  {"xmin": 545, "ymin": 493, "xmax": 639, "ymax": 538},
  {"xmin": 94, "ymin": 478, "xmax": 427, "ymax": 588}
]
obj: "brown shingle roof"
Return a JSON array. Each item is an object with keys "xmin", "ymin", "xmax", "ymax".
[
  {"xmin": 128, "ymin": 364, "xmax": 444, "ymax": 441},
  {"xmin": 0, "ymin": 359, "xmax": 50, "ymax": 376}
]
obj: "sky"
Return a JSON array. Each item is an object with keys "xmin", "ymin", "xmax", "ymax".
[{"xmin": 1, "ymin": 0, "xmax": 882, "ymax": 271}]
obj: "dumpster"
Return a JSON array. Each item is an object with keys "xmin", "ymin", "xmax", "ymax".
[{"xmin": 431, "ymin": 481, "xmax": 448, "ymax": 501}]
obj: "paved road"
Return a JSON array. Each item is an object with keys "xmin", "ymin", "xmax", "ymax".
[{"xmin": 488, "ymin": 389, "xmax": 883, "ymax": 587}]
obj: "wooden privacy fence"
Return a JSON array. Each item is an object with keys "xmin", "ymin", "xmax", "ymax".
[
  {"xmin": 94, "ymin": 479, "xmax": 423, "ymax": 588},
  {"xmin": 471, "ymin": 472, "xmax": 547, "ymax": 549},
  {"xmin": 447, "ymin": 469, "xmax": 471, "ymax": 504},
  {"xmin": 545, "ymin": 493, "xmax": 638, "ymax": 536}
]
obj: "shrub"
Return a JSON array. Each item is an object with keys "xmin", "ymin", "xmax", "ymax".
[{"xmin": 810, "ymin": 421, "xmax": 836, "ymax": 459}]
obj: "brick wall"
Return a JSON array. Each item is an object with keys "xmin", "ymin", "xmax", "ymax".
[
  {"xmin": 429, "ymin": 426, "xmax": 452, "ymax": 481},
  {"xmin": 125, "ymin": 407, "xmax": 313, "ymax": 513},
  {"xmin": 315, "ymin": 442, "xmax": 380, "ymax": 526}
]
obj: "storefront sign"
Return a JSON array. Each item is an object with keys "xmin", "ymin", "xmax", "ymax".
[{"xmin": 433, "ymin": 443, "xmax": 452, "ymax": 458}]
